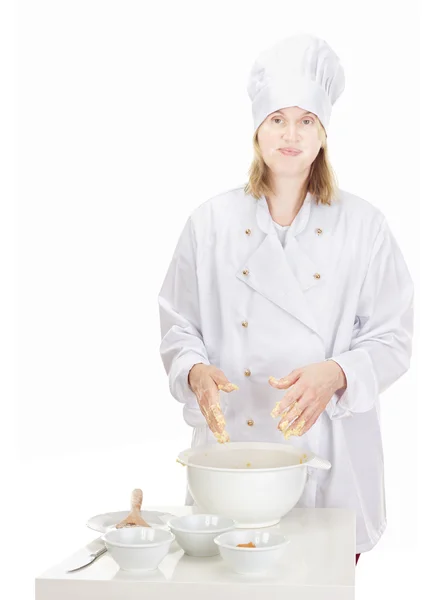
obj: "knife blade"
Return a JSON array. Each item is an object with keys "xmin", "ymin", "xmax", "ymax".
[{"xmin": 66, "ymin": 545, "xmax": 107, "ymax": 572}]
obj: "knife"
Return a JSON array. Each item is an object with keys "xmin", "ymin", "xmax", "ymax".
[{"xmin": 66, "ymin": 545, "xmax": 107, "ymax": 572}]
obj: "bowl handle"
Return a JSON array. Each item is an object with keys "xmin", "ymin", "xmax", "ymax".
[
  {"xmin": 176, "ymin": 457, "xmax": 187, "ymax": 467},
  {"xmin": 307, "ymin": 455, "xmax": 331, "ymax": 470}
]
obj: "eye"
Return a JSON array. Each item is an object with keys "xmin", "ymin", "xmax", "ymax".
[
  {"xmin": 272, "ymin": 117, "xmax": 283, "ymax": 124},
  {"xmin": 303, "ymin": 118, "xmax": 314, "ymax": 125}
]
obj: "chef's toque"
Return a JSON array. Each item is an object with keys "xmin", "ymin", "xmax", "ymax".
[{"xmin": 247, "ymin": 33, "xmax": 345, "ymax": 135}]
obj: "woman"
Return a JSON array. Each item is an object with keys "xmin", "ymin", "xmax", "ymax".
[{"xmin": 158, "ymin": 34, "xmax": 414, "ymax": 566}]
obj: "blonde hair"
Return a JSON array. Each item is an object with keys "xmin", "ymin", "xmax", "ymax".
[{"xmin": 244, "ymin": 117, "xmax": 338, "ymax": 206}]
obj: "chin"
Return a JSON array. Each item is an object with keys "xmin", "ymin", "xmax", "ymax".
[{"xmin": 272, "ymin": 164, "xmax": 305, "ymax": 176}]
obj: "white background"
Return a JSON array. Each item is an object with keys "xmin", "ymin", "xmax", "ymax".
[{"xmin": 3, "ymin": 0, "xmax": 439, "ymax": 598}]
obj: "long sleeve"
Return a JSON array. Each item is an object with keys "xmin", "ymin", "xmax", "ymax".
[
  {"xmin": 158, "ymin": 216, "xmax": 210, "ymax": 426},
  {"xmin": 326, "ymin": 217, "xmax": 414, "ymax": 420}
]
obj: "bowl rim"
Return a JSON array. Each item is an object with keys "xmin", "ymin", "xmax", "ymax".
[
  {"xmin": 102, "ymin": 529, "xmax": 175, "ymax": 549},
  {"xmin": 167, "ymin": 514, "xmax": 237, "ymax": 534},
  {"xmin": 177, "ymin": 442, "xmax": 314, "ymax": 473},
  {"xmin": 213, "ymin": 531, "xmax": 290, "ymax": 552},
  {"xmin": 184, "ymin": 463, "xmax": 307, "ymax": 473}
]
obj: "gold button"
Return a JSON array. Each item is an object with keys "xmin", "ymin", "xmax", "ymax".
[
  {"xmin": 316, "ymin": 228, "xmax": 323, "ymax": 235},
  {"xmin": 313, "ymin": 273, "xmax": 321, "ymax": 279},
  {"xmin": 247, "ymin": 419, "xmax": 254, "ymax": 427},
  {"xmin": 244, "ymin": 369, "xmax": 251, "ymax": 377},
  {"xmin": 245, "ymin": 229, "xmax": 251, "ymax": 235},
  {"xmin": 242, "ymin": 269, "xmax": 249, "ymax": 276},
  {"xmin": 241, "ymin": 320, "xmax": 248, "ymax": 328}
]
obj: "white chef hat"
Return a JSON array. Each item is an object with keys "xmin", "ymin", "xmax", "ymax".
[{"xmin": 247, "ymin": 33, "xmax": 345, "ymax": 135}]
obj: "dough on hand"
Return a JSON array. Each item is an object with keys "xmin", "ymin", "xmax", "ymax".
[
  {"xmin": 270, "ymin": 401, "xmax": 281, "ymax": 418},
  {"xmin": 284, "ymin": 419, "xmax": 306, "ymax": 439},
  {"xmin": 214, "ymin": 430, "xmax": 230, "ymax": 444}
]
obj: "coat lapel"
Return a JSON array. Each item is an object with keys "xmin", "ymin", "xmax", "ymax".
[{"xmin": 236, "ymin": 193, "xmax": 323, "ymax": 339}]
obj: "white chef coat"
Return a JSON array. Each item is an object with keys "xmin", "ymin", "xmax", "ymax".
[{"xmin": 158, "ymin": 185, "xmax": 414, "ymax": 554}]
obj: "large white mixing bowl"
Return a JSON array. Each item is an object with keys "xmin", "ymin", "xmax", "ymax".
[{"xmin": 177, "ymin": 442, "xmax": 331, "ymax": 528}]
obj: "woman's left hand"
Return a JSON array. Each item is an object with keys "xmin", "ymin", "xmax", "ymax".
[{"xmin": 268, "ymin": 361, "xmax": 347, "ymax": 438}]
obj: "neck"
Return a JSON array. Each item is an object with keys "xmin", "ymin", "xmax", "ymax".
[{"xmin": 265, "ymin": 172, "xmax": 309, "ymax": 226}]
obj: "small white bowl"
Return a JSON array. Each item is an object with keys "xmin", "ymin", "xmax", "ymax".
[
  {"xmin": 102, "ymin": 526, "xmax": 175, "ymax": 571},
  {"xmin": 167, "ymin": 514, "xmax": 236, "ymax": 557},
  {"xmin": 213, "ymin": 529, "xmax": 290, "ymax": 574}
]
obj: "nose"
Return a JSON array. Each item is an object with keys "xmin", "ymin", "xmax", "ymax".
[{"xmin": 282, "ymin": 123, "xmax": 301, "ymax": 142}]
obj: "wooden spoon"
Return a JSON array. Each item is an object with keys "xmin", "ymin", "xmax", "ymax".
[{"xmin": 115, "ymin": 489, "xmax": 151, "ymax": 528}]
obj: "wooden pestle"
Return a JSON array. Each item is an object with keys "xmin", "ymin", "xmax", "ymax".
[{"xmin": 115, "ymin": 488, "xmax": 151, "ymax": 528}]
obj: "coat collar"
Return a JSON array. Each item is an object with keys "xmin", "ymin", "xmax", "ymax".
[
  {"xmin": 256, "ymin": 191, "xmax": 313, "ymax": 238},
  {"xmin": 236, "ymin": 191, "xmax": 323, "ymax": 340}
]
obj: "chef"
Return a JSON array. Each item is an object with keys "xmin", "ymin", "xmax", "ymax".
[{"xmin": 157, "ymin": 33, "xmax": 414, "ymax": 564}]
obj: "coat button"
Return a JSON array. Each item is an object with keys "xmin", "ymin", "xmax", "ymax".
[
  {"xmin": 316, "ymin": 228, "xmax": 323, "ymax": 235},
  {"xmin": 313, "ymin": 273, "xmax": 321, "ymax": 279},
  {"xmin": 242, "ymin": 269, "xmax": 249, "ymax": 276},
  {"xmin": 241, "ymin": 320, "xmax": 248, "ymax": 328},
  {"xmin": 245, "ymin": 229, "xmax": 251, "ymax": 235},
  {"xmin": 247, "ymin": 419, "xmax": 254, "ymax": 426},
  {"xmin": 244, "ymin": 369, "xmax": 251, "ymax": 377}
]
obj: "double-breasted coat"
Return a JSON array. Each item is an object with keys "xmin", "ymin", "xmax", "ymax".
[{"xmin": 158, "ymin": 185, "xmax": 414, "ymax": 553}]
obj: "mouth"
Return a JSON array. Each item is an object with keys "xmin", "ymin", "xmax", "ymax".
[{"xmin": 278, "ymin": 148, "xmax": 302, "ymax": 156}]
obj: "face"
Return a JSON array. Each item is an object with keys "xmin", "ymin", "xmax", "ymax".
[{"xmin": 257, "ymin": 106, "xmax": 323, "ymax": 177}]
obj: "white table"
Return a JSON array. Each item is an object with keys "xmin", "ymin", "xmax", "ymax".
[{"xmin": 36, "ymin": 505, "xmax": 356, "ymax": 600}]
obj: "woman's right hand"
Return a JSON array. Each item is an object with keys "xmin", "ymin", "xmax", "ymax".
[{"xmin": 188, "ymin": 364, "xmax": 239, "ymax": 443}]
